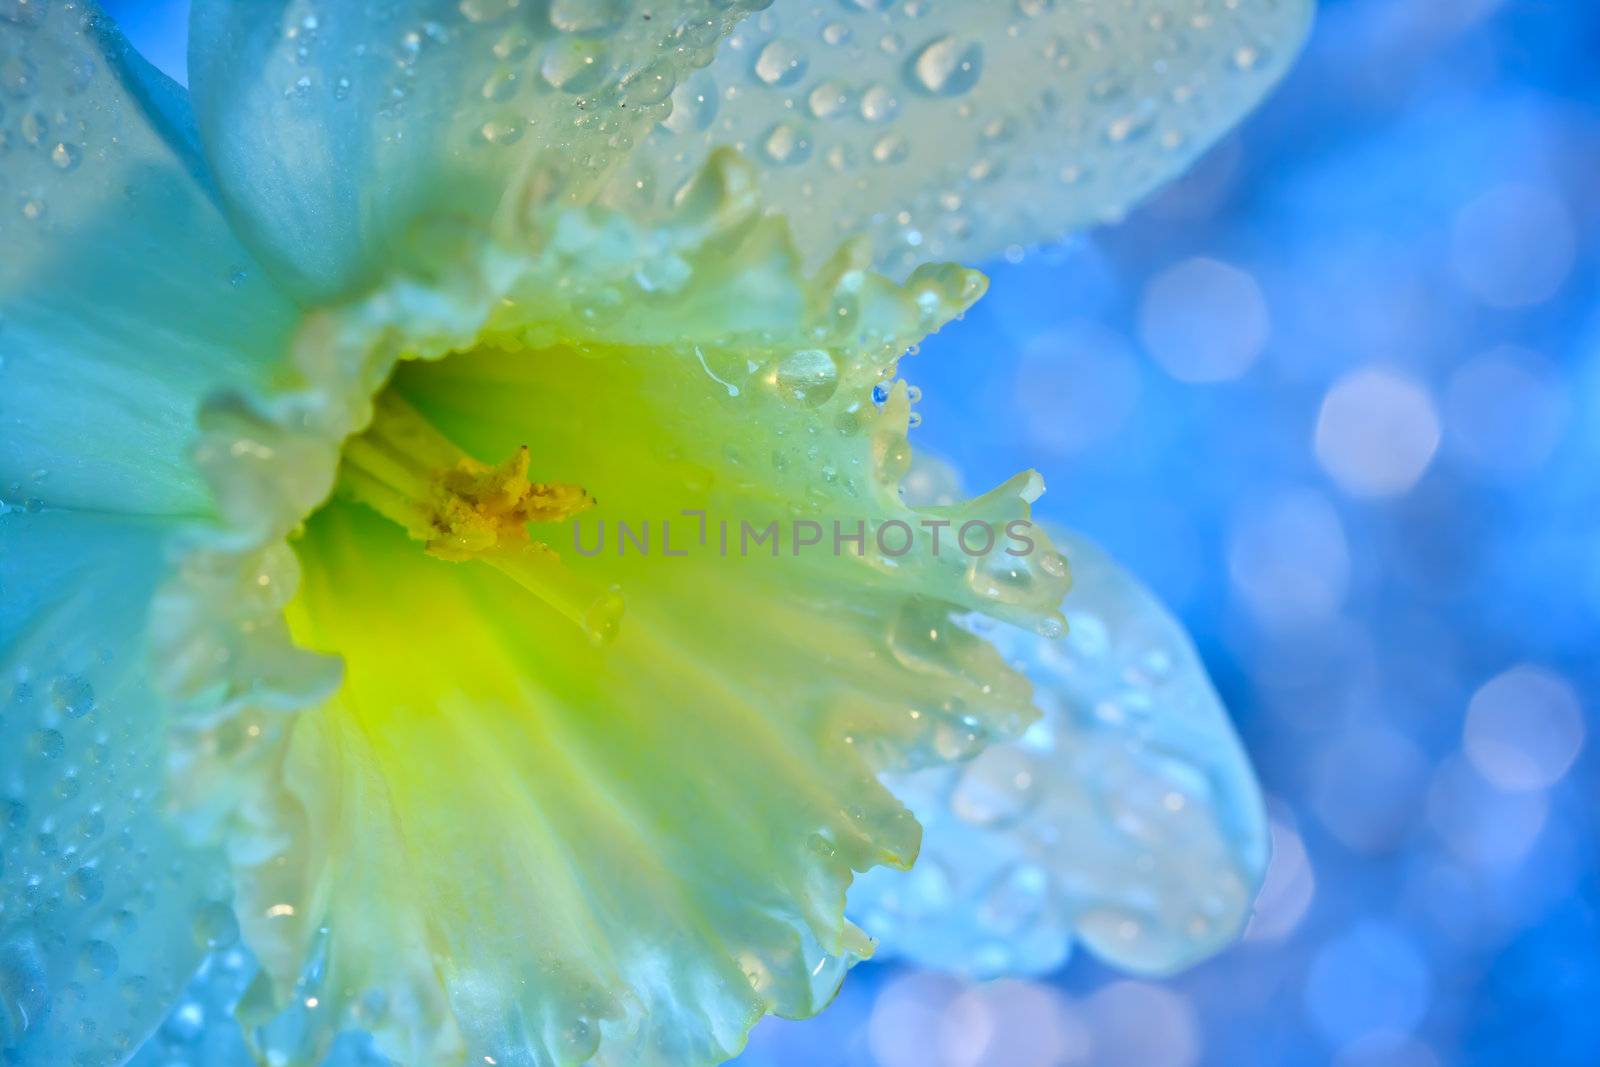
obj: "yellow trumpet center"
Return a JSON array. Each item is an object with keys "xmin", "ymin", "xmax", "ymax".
[{"xmin": 334, "ymin": 386, "xmax": 623, "ymax": 646}]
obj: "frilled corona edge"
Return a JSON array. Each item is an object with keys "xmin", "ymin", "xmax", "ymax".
[
  {"xmin": 0, "ymin": 1, "xmax": 1311, "ymax": 1065},
  {"xmin": 151, "ymin": 145, "xmax": 1072, "ymax": 1067}
]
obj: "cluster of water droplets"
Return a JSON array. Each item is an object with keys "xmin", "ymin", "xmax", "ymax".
[
  {"xmin": 0, "ymin": 1, "xmax": 107, "ymax": 232},
  {"xmin": 612, "ymin": 0, "xmax": 1312, "ymax": 275},
  {"xmin": 200, "ymin": 0, "xmax": 773, "ymax": 293},
  {"xmin": 852, "ymin": 521, "xmax": 1269, "ymax": 980},
  {"xmin": 1, "ymin": 541, "xmax": 237, "ymax": 1066}
]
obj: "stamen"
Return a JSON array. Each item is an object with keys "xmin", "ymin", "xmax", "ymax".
[{"xmin": 339, "ymin": 388, "xmax": 622, "ymax": 646}]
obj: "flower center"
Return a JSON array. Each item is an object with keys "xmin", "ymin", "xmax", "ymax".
[{"xmin": 335, "ymin": 385, "xmax": 625, "ymax": 646}]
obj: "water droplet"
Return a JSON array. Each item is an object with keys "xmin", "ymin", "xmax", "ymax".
[
  {"xmin": 480, "ymin": 68, "xmax": 518, "ymax": 101},
  {"xmin": 67, "ymin": 867, "xmax": 103, "ymax": 906},
  {"xmin": 459, "ymin": 0, "xmax": 515, "ymax": 22},
  {"xmin": 1105, "ymin": 108, "xmax": 1154, "ymax": 144},
  {"xmin": 753, "ymin": 39, "xmax": 807, "ymax": 87},
  {"xmin": 933, "ymin": 716, "xmax": 985, "ymax": 761},
  {"xmin": 493, "ymin": 29, "xmax": 534, "ymax": 61},
  {"xmin": 162, "ymin": 1001, "xmax": 205, "ymax": 1045},
  {"xmin": 29, "ymin": 728, "xmax": 62, "ymax": 758},
  {"xmin": 808, "ymin": 79, "xmax": 850, "ymax": 119},
  {"xmin": 888, "ymin": 598, "xmax": 964, "ymax": 676},
  {"xmin": 78, "ymin": 940, "xmax": 117, "ymax": 980},
  {"xmin": 1232, "ymin": 44, "xmax": 1269, "ymax": 72},
  {"xmin": 481, "ymin": 118, "xmax": 525, "ymax": 145},
  {"xmin": 582, "ymin": 586, "xmax": 625, "ymax": 647},
  {"xmin": 907, "ymin": 35, "xmax": 983, "ymax": 96},
  {"xmin": 48, "ymin": 142, "xmax": 81, "ymax": 171},
  {"xmin": 662, "ymin": 72, "xmax": 716, "ymax": 133},
  {"xmin": 821, "ymin": 21, "xmax": 851, "ymax": 46},
  {"xmin": 978, "ymin": 863, "xmax": 1049, "ymax": 936},
  {"xmin": 623, "ymin": 62, "xmax": 675, "ymax": 106},
  {"xmin": 50, "ymin": 676, "xmax": 94, "ymax": 717},
  {"xmin": 541, "ymin": 38, "xmax": 605, "ymax": 92},
  {"xmin": 549, "ymin": 0, "xmax": 626, "ymax": 35},
  {"xmin": 871, "ymin": 133, "xmax": 908, "ymax": 165},
  {"xmin": 761, "ymin": 122, "xmax": 813, "ymax": 166},
  {"xmin": 859, "ymin": 83, "xmax": 899, "ymax": 122},
  {"xmin": 17, "ymin": 109, "xmax": 46, "ymax": 146},
  {"xmin": 774, "ymin": 349, "xmax": 839, "ymax": 405},
  {"xmin": 952, "ymin": 747, "xmax": 1041, "ymax": 827},
  {"xmin": 0, "ymin": 54, "xmax": 36, "ymax": 99}
]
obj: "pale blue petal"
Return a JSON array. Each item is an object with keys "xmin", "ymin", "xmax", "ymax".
[
  {"xmin": 0, "ymin": 2, "xmax": 299, "ymax": 515},
  {"xmin": 851, "ymin": 530, "xmax": 1269, "ymax": 978},
  {"xmin": 608, "ymin": 0, "xmax": 1314, "ymax": 276},
  {"xmin": 0, "ymin": 509, "xmax": 233, "ymax": 1066},
  {"xmin": 186, "ymin": 0, "xmax": 768, "ymax": 297}
]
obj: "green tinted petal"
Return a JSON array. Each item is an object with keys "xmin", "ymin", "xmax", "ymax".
[
  {"xmin": 0, "ymin": 2, "xmax": 299, "ymax": 515},
  {"xmin": 0, "ymin": 510, "xmax": 233, "ymax": 1066},
  {"xmin": 606, "ymin": 0, "xmax": 1314, "ymax": 275},
  {"xmin": 186, "ymin": 0, "xmax": 769, "ymax": 298}
]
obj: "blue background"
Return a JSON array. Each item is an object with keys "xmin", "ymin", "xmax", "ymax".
[{"xmin": 106, "ymin": 2, "xmax": 1600, "ymax": 1065}]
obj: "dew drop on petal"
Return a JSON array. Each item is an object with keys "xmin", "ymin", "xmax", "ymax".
[
  {"xmin": 481, "ymin": 118, "xmax": 525, "ymax": 146},
  {"xmin": 762, "ymin": 122, "xmax": 813, "ymax": 167},
  {"xmin": 549, "ymin": 0, "xmax": 626, "ymax": 35},
  {"xmin": 67, "ymin": 866, "xmax": 103, "ymax": 906},
  {"xmin": 906, "ymin": 35, "xmax": 984, "ymax": 97},
  {"xmin": 859, "ymin": 83, "xmax": 899, "ymax": 123},
  {"xmin": 582, "ymin": 587, "xmax": 626, "ymax": 648},
  {"xmin": 50, "ymin": 676, "xmax": 94, "ymax": 718},
  {"xmin": 541, "ymin": 38, "xmax": 605, "ymax": 93},
  {"xmin": 458, "ymin": 0, "xmax": 516, "ymax": 23},
  {"xmin": 872, "ymin": 133, "xmax": 909, "ymax": 164},
  {"xmin": 808, "ymin": 79, "xmax": 850, "ymax": 119},
  {"xmin": 48, "ymin": 142, "xmax": 80, "ymax": 171},
  {"xmin": 774, "ymin": 348, "xmax": 840, "ymax": 406},
  {"xmin": 753, "ymin": 39, "xmax": 808, "ymax": 87}
]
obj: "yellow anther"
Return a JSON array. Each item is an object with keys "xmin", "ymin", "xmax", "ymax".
[
  {"xmin": 335, "ymin": 385, "xmax": 620, "ymax": 645},
  {"xmin": 426, "ymin": 446, "xmax": 595, "ymax": 562}
]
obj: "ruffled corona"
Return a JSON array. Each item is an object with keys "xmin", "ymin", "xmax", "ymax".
[
  {"xmin": 0, "ymin": 2, "xmax": 1311, "ymax": 1065},
  {"xmin": 147, "ymin": 149, "xmax": 1072, "ymax": 1066}
]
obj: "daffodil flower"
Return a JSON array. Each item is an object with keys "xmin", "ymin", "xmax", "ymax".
[{"xmin": 0, "ymin": 2, "xmax": 1310, "ymax": 1065}]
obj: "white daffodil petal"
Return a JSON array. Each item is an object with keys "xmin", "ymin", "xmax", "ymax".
[
  {"xmin": 0, "ymin": 3, "xmax": 298, "ymax": 516},
  {"xmin": 610, "ymin": 0, "xmax": 1313, "ymax": 275},
  {"xmin": 0, "ymin": 510, "xmax": 234, "ymax": 1066},
  {"xmin": 186, "ymin": 0, "xmax": 770, "ymax": 298},
  {"xmin": 852, "ymin": 529, "xmax": 1268, "ymax": 978}
]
